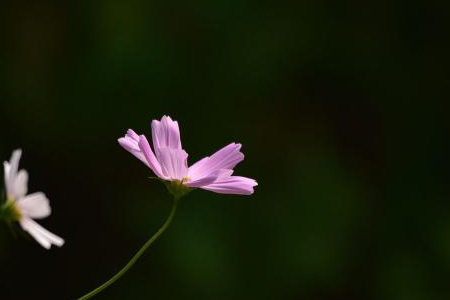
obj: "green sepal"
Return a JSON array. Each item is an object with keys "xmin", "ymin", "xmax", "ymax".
[
  {"xmin": 5, "ymin": 220, "xmax": 18, "ymax": 239},
  {"xmin": 148, "ymin": 177, "xmax": 193, "ymax": 200},
  {"xmin": 0, "ymin": 200, "xmax": 22, "ymax": 223},
  {"xmin": 148, "ymin": 176, "xmax": 162, "ymax": 182}
]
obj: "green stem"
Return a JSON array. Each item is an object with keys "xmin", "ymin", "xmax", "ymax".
[{"xmin": 74, "ymin": 198, "xmax": 179, "ymax": 300}]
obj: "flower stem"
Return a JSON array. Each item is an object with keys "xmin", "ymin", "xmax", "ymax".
[{"xmin": 74, "ymin": 198, "xmax": 179, "ymax": 300}]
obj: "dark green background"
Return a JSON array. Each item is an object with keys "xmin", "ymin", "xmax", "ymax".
[{"xmin": 1, "ymin": 1, "xmax": 449, "ymax": 299}]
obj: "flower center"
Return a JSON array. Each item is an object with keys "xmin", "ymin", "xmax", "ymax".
[
  {"xmin": 0, "ymin": 199, "xmax": 22, "ymax": 223},
  {"xmin": 164, "ymin": 179, "xmax": 192, "ymax": 199}
]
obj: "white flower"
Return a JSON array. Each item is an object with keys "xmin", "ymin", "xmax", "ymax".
[{"xmin": 2, "ymin": 149, "xmax": 64, "ymax": 249}]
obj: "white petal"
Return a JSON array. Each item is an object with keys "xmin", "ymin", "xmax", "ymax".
[
  {"xmin": 16, "ymin": 192, "xmax": 51, "ymax": 219},
  {"xmin": 29, "ymin": 219, "xmax": 64, "ymax": 247},
  {"xmin": 20, "ymin": 218, "xmax": 64, "ymax": 249},
  {"xmin": 19, "ymin": 218, "xmax": 51, "ymax": 249},
  {"xmin": 8, "ymin": 150, "xmax": 22, "ymax": 183},
  {"xmin": 13, "ymin": 170, "xmax": 28, "ymax": 199},
  {"xmin": 3, "ymin": 161, "xmax": 11, "ymax": 196},
  {"xmin": 9, "ymin": 149, "xmax": 22, "ymax": 178},
  {"xmin": 4, "ymin": 149, "xmax": 24, "ymax": 200}
]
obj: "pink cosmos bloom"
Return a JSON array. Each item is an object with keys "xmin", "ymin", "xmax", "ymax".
[
  {"xmin": 2, "ymin": 150, "xmax": 64, "ymax": 249},
  {"xmin": 118, "ymin": 116, "xmax": 257, "ymax": 196}
]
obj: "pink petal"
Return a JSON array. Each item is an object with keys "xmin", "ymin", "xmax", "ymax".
[
  {"xmin": 126, "ymin": 129, "xmax": 139, "ymax": 140},
  {"xmin": 118, "ymin": 129, "xmax": 149, "ymax": 167},
  {"xmin": 201, "ymin": 176, "xmax": 257, "ymax": 195},
  {"xmin": 157, "ymin": 147, "xmax": 189, "ymax": 180},
  {"xmin": 151, "ymin": 116, "xmax": 182, "ymax": 154},
  {"xmin": 137, "ymin": 135, "xmax": 167, "ymax": 179},
  {"xmin": 185, "ymin": 169, "xmax": 234, "ymax": 188},
  {"xmin": 185, "ymin": 169, "xmax": 219, "ymax": 187},
  {"xmin": 188, "ymin": 143, "xmax": 244, "ymax": 181}
]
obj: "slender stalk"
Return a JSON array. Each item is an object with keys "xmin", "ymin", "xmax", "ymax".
[{"xmin": 74, "ymin": 198, "xmax": 179, "ymax": 300}]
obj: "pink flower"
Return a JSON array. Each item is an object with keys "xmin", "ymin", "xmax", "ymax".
[
  {"xmin": 118, "ymin": 116, "xmax": 257, "ymax": 197},
  {"xmin": 1, "ymin": 150, "xmax": 64, "ymax": 249}
]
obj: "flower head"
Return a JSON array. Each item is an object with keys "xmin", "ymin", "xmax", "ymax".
[
  {"xmin": 118, "ymin": 115, "xmax": 257, "ymax": 198},
  {"xmin": 1, "ymin": 150, "xmax": 64, "ymax": 249}
]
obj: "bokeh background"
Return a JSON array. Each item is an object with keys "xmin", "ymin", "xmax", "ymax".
[{"xmin": 1, "ymin": 1, "xmax": 449, "ymax": 299}]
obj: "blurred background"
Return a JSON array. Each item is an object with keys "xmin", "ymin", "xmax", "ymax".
[{"xmin": 0, "ymin": 0, "xmax": 449, "ymax": 299}]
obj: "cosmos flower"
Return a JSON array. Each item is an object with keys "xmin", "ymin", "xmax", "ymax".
[
  {"xmin": 118, "ymin": 115, "xmax": 257, "ymax": 198},
  {"xmin": 1, "ymin": 150, "xmax": 64, "ymax": 249}
]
